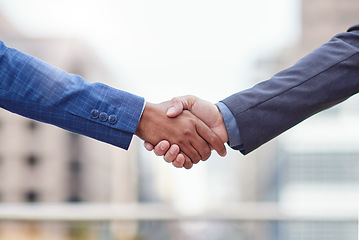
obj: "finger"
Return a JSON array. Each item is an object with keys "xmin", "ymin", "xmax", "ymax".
[
  {"xmin": 179, "ymin": 143, "xmax": 202, "ymax": 164},
  {"xmin": 163, "ymin": 144, "xmax": 180, "ymax": 163},
  {"xmin": 167, "ymin": 95, "xmax": 197, "ymax": 117},
  {"xmin": 181, "ymin": 153, "xmax": 193, "ymax": 169},
  {"xmin": 167, "ymin": 98, "xmax": 184, "ymax": 118},
  {"xmin": 172, "ymin": 153, "xmax": 186, "ymax": 168},
  {"xmin": 174, "ymin": 114, "xmax": 205, "ymax": 163},
  {"xmin": 144, "ymin": 142, "xmax": 154, "ymax": 151},
  {"xmin": 189, "ymin": 136, "xmax": 211, "ymax": 162},
  {"xmin": 187, "ymin": 117, "xmax": 218, "ymax": 160},
  {"xmin": 196, "ymin": 121, "xmax": 227, "ymax": 157},
  {"xmin": 153, "ymin": 140, "xmax": 171, "ymax": 156}
]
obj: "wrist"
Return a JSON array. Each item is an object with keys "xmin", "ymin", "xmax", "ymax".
[
  {"xmin": 218, "ymin": 111, "xmax": 229, "ymax": 143},
  {"xmin": 216, "ymin": 102, "xmax": 241, "ymax": 147},
  {"xmin": 135, "ymin": 102, "xmax": 165, "ymax": 144},
  {"xmin": 135, "ymin": 102, "xmax": 152, "ymax": 139}
]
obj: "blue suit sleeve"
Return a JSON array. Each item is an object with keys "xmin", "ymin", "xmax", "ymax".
[{"xmin": 0, "ymin": 41, "xmax": 145, "ymax": 150}]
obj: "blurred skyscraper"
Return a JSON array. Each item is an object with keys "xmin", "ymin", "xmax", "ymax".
[
  {"xmin": 1, "ymin": 0, "xmax": 359, "ymax": 239},
  {"xmin": 0, "ymin": 12, "xmax": 139, "ymax": 239},
  {"xmin": 250, "ymin": 0, "xmax": 359, "ymax": 239}
]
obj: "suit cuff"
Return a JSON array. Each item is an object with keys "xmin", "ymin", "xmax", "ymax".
[{"xmin": 216, "ymin": 102, "xmax": 243, "ymax": 148}]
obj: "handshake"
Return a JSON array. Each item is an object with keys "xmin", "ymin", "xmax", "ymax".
[
  {"xmin": 1, "ymin": 24, "xmax": 355, "ymax": 171},
  {"xmin": 131, "ymin": 25, "xmax": 359, "ymax": 167},
  {"xmin": 135, "ymin": 95, "xmax": 229, "ymax": 169}
]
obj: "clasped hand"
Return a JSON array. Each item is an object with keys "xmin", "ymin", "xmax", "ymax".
[{"xmin": 135, "ymin": 96, "xmax": 229, "ymax": 169}]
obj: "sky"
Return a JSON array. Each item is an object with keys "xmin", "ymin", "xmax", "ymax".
[
  {"xmin": 0, "ymin": 0, "xmax": 301, "ymax": 211},
  {"xmin": 0, "ymin": 0, "xmax": 300, "ymax": 103}
]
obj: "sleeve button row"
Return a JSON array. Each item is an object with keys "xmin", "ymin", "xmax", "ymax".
[
  {"xmin": 99, "ymin": 112, "xmax": 108, "ymax": 122},
  {"xmin": 90, "ymin": 109, "xmax": 99, "ymax": 119},
  {"xmin": 91, "ymin": 109, "xmax": 117, "ymax": 125},
  {"xmin": 108, "ymin": 115, "xmax": 118, "ymax": 124}
]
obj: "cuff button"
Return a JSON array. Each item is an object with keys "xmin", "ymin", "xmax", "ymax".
[
  {"xmin": 90, "ymin": 109, "xmax": 99, "ymax": 119},
  {"xmin": 108, "ymin": 115, "xmax": 117, "ymax": 124},
  {"xmin": 99, "ymin": 112, "xmax": 108, "ymax": 122}
]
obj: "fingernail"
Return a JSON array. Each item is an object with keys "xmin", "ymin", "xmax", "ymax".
[
  {"xmin": 167, "ymin": 107, "xmax": 175, "ymax": 115},
  {"xmin": 160, "ymin": 144, "xmax": 166, "ymax": 150}
]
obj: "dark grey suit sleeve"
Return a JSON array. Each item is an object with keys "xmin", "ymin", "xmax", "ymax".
[{"xmin": 221, "ymin": 24, "xmax": 359, "ymax": 155}]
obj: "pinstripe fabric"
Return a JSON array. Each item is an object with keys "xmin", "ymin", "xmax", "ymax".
[
  {"xmin": 0, "ymin": 41, "xmax": 145, "ymax": 150},
  {"xmin": 221, "ymin": 24, "xmax": 359, "ymax": 155}
]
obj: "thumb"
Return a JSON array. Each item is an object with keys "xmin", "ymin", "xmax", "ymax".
[{"xmin": 166, "ymin": 98, "xmax": 185, "ymax": 117}]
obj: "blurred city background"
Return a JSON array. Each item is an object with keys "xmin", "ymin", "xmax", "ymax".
[{"xmin": 0, "ymin": 0, "xmax": 358, "ymax": 239}]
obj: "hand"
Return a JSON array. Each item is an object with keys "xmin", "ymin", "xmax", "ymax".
[
  {"xmin": 144, "ymin": 95, "xmax": 229, "ymax": 166},
  {"xmin": 135, "ymin": 101, "xmax": 226, "ymax": 169}
]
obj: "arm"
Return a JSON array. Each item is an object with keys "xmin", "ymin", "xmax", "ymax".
[
  {"xmin": 0, "ymin": 41, "xmax": 226, "ymax": 165},
  {"xmin": 222, "ymin": 24, "xmax": 359, "ymax": 154},
  {"xmin": 148, "ymin": 24, "xmax": 359, "ymax": 158},
  {"xmin": 0, "ymin": 41, "xmax": 143, "ymax": 150}
]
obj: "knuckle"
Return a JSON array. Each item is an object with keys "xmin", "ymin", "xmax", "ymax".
[
  {"xmin": 183, "ymin": 128, "xmax": 192, "ymax": 137},
  {"xmin": 170, "ymin": 97, "xmax": 179, "ymax": 104},
  {"xmin": 177, "ymin": 139, "xmax": 185, "ymax": 146},
  {"xmin": 208, "ymin": 133, "xmax": 217, "ymax": 143}
]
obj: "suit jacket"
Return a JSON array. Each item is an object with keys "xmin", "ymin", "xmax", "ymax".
[
  {"xmin": 0, "ymin": 41, "xmax": 145, "ymax": 150},
  {"xmin": 221, "ymin": 24, "xmax": 359, "ymax": 155}
]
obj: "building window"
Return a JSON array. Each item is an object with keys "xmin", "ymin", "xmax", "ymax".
[
  {"xmin": 25, "ymin": 191, "xmax": 38, "ymax": 203},
  {"xmin": 283, "ymin": 153, "xmax": 359, "ymax": 184},
  {"xmin": 67, "ymin": 195, "xmax": 82, "ymax": 203},
  {"xmin": 69, "ymin": 160, "xmax": 82, "ymax": 173},
  {"xmin": 69, "ymin": 132, "xmax": 80, "ymax": 141},
  {"xmin": 26, "ymin": 155, "xmax": 39, "ymax": 167},
  {"xmin": 27, "ymin": 120, "xmax": 38, "ymax": 131}
]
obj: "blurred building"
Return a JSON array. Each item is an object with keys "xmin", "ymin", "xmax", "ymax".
[
  {"xmin": 249, "ymin": 0, "xmax": 359, "ymax": 239},
  {"xmin": 0, "ymin": 12, "xmax": 139, "ymax": 239},
  {"xmin": 131, "ymin": 0, "xmax": 359, "ymax": 239},
  {"xmin": 1, "ymin": 0, "xmax": 359, "ymax": 239}
]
